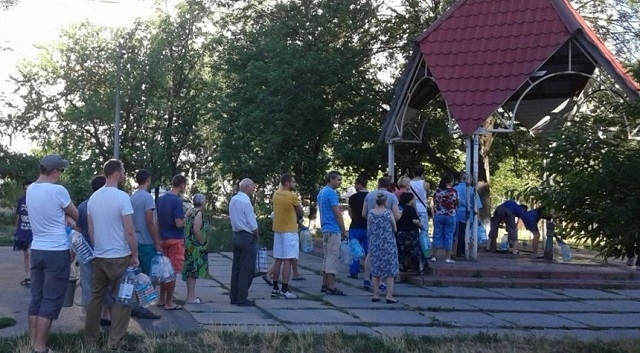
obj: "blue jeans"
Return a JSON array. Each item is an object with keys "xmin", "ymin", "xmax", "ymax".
[
  {"xmin": 433, "ymin": 214, "xmax": 455, "ymax": 250},
  {"xmin": 348, "ymin": 228, "xmax": 368, "ymax": 275}
]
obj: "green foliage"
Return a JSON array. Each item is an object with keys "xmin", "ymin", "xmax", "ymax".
[
  {"xmin": 212, "ymin": 0, "xmax": 393, "ymax": 198},
  {"xmin": 526, "ymin": 99, "xmax": 640, "ymax": 258},
  {"xmin": 7, "ymin": 2, "xmax": 216, "ymax": 190}
]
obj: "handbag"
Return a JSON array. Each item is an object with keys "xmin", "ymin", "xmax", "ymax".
[{"xmin": 410, "ymin": 185, "xmax": 432, "ymax": 218}]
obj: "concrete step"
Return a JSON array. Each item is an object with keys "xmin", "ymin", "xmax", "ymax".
[
  {"xmin": 427, "ymin": 264, "xmax": 635, "ymax": 281},
  {"xmin": 402, "ymin": 274, "xmax": 640, "ymax": 289}
]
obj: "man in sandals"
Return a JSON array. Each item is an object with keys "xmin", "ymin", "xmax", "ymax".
[{"xmin": 317, "ymin": 171, "xmax": 347, "ymax": 296}]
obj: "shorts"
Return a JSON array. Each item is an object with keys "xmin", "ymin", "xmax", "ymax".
[
  {"xmin": 138, "ymin": 243, "xmax": 157, "ymax": 275},
  {"xmin": 322, "ymin": 232, "xmax": 341, "ymax": 275},
  {"xmin": 161, "ymin": 239, "xmax": 185, "ymax": 273},
  {"xmin": 273, "ymin": 232, "xmax": 299, "ymax": 259},
  {"xmin": 29, "ymin": 249, "xmax": 70, "ymax": 320},
  {"xmin": 13, "ymin": 239, "xmax": 31, "ymax": 251}
]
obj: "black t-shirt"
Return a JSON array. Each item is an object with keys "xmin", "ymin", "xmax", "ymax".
[
  {"xmin": 397, "ymin": 203, "xmax": 420, "ymax": 232},
  {"xmin": 348, "ymin": 191, "xmax": 368, "ymax": 230}
]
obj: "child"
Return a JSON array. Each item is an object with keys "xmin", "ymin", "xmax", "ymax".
[{"xmin": 14, "ymin": 180, "xmax": 33, "ymax": 286}]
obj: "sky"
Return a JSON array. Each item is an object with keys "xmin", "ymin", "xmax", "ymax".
[{"xmin": 0, "ymin": 0, "xmax": 178, "ymax": 153}]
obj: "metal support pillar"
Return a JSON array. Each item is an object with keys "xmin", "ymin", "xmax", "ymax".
[
  {"xmin": 387, "ymin": 143, "xmax": 395, "ymax": 181},
  {"xmin": 464, "ymin": 134, "xmax": 480, "ymax": 261}
]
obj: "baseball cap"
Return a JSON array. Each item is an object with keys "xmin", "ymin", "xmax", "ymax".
[{"xmin": 40, "ymin": 154, "xmax": 70, "ymax": 170}]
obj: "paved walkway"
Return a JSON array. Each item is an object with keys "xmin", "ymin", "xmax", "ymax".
[{"xmin": 1, "ymin": 247, "xmax": 640, "ymax": 340}]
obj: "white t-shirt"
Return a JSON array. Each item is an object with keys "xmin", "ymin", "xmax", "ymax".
[
  {"xmin": 88, "ymin": 186, "xmax": 134, "ymax": 258},
  {"xmin": 26, "ymin": 182, "xmax": 72, "ymax": 251},
  {"xmin": 410, "ymin": 179, "xmax": 428, "ymax": 214}
]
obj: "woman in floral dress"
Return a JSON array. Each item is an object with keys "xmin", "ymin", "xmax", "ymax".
[
  {"xmin": 368, "ymin": 192, "xmax": 399, "ymax": 304},
  {"xmin": 431, "ymin": 173, "xmax": 459, "ymax": 263},
  {"xmin": 182, "ymin": 193, "xmax": 209, "ymax": 303}
]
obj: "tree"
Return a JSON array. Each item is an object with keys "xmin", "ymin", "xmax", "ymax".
[
  {"xmin": 5, "ymin": 2, "xmax": 216, "ymax": 199},
  {"xmin": 212, "ymin": 0, "xmax": 394, "ymax": 199}
]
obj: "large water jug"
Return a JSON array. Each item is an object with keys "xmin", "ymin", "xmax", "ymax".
[
  {"xmin": 500, "ymin": 234, "xmax": 509, "ymax": 251},
  {"xmin": 70, "ymin": 230, "xmax": 94, "ymax": 264},
  {"xmin": 559, "ymin": 241, "xmax": 572, "ymax": 262},
  {"xmin": 339, "ymin": 240, "xmax": 353, "ymax": 266},
  {"xmin": 150, "ymin": 252, "xmax": 175, "ymax": 284},
  {"xmin": 116, "ymin": 267, "xmax": 137, "ymax": 306},
  {"xmin": 299, "ymin": 228, "xmax": 313, "ymax": 253},
  {"xmin": 135, "ymin": 271, "xmax": 158, "ymax": 308}
]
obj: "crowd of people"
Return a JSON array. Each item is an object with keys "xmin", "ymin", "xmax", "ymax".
[
  {"xmin": 16, "ymin": 155, "xmax": 211, "ymax": 352},
  {"xmin": 14, "ymin": 155, "xmax": 546, "ymax": 352}
]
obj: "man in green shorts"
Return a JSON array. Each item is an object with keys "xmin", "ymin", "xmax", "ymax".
[{"xmin": 130, "ymin": 169, "xmax": 162, "ymax": 319}]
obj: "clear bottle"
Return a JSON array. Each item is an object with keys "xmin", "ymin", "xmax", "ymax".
[
  {"xmin": 116, "ymin": 267, "xmax": 137, "ymax": 306},
  {"xmin": 70, "ymin": 229, "xmax": 94, "ymax": 264},
  {"xmin": 135, "ymin": 271, "xmax": 158, "ymax": 308},
  {"xmin": 500, "ymin": 234, "xmax": 509, "ymax": 251},
  {"xmin": 559, "ymin": 240, "xmax": 572, "ymax": 262},
  {"xmin": 299, "ymin": 228, "xmax": 314, "ymax": 253},
  {"xmin": 150, "ymin": 252, "xmax": 163, "ymax": 284}
]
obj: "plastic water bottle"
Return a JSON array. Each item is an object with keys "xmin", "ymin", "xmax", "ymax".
[
  {"xmin": 299, "ymin": 228, "xmax": 314, "ymax": 253},
  {"xmin": 135, "ymin": 271, "xmax": 158, "ymax": 308},
  {"xmin": 500, "ymin": 234, "xmax": 509, "ymax": 251},
  {"xmin": 116, "ymin": 267, "xmax": 137, "ymax": 306},
  {"xmin": 70, "ymin": 230, "xmax": 94, "ymax": 264},
  {"xmin": 339, "ymin": 240, "xmax": 353, "ymax": 266},
  {"xmin": 150, "ymin": 252, "xmax": 163, "ymax": 284}
]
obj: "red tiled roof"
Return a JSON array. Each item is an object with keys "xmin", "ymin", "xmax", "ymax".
[{"xmin": 417, "ymin": 0, "xmax": 639, "ymax": 136}]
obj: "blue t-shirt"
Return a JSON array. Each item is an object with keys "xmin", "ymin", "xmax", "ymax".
[
  {"xmin": 453, "ymin": 183, "xmax": 483, "ymax": 222},
  {"xmin": 520, "ymin": 210, "xmax": 540, "ymax": 232},
  {"xmin": 500, "ymin": 200, "xmax": 525, "ymax": 218},
  {"xmin": 317, "ymin": 186, "xmax": 340, "ymax": 233},
  {"xmin": 156, "ymin": 192, "xmax": 185, "ymax": 240},
  {"xmin": 15, "ymin": 196, "xmax": 32, "ymax": 242}
]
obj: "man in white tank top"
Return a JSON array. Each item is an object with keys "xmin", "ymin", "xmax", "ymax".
[{"xmin": 410, "ymin": 166, "xmax": 430, "ymax": 236}]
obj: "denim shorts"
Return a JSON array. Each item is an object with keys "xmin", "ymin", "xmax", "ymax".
[{"xmin": 29, "ymin": 249, "xmax": 71, "ymax": 320}]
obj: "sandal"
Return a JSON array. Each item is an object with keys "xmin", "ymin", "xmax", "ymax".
[
  {"xmin": 186, "ymin": 298, "xmax": 203, "ymax": 304},
  {"xmin": 164, "ymin": 305, "xmax": 183, "ymax": 311},
  {"xmin": 325, "ymin": 287, "xmax": 346, "ymax": 296},
  {"xmin": 20, "ymin": 278, "xmax": 31, "ymax": 286}
]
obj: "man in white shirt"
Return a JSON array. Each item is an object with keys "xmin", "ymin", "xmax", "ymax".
[
  {"xmin": 84, "ymin": 159, "xmax": 138, "ymax": 351},
  {"xmin": 228, "ymin": 178, "xmax": 259, "ymax": 306},
  {"xmin": 27, "ymin": 154, "xmax": 78, "ymax": 353}
]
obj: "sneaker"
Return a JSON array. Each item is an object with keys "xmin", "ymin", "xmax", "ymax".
[
  {"xmin": 271, "ymin": 289, "xmax": 281, "ymax": 298},
  {"xmin": 347, "ymin": 273, "xmax": 359, "ymax": 279},
  {"xmin": 279, "ymin": 291, "xmax": 298, "ymax": 299},
  {"xmin": 363, "ymin": 280, "xmax": 371, "ymax": 291},
  {"xmin": 430, "ymin": 257, "xmax": 437, "ymax": 262},
  {"xmin": 445, "ymin": 258, "xmax": 455, "ymax": 264}
]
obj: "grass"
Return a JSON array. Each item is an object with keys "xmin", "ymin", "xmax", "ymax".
[
  {"xmin": 0, "ymin": 317, "xmax": 16, "ymax": 329},
  {"xmin": 2, "ymin": 330, "xmax": 638, "ymax": 353},
  {"xmin": 0, "ymin": 224, "xmax": 15, "ymax": 246}
]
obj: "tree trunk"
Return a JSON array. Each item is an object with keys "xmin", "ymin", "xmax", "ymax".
[{"xmin": 477, "ymin": 116, "xmax": 495, "ymax": 222}]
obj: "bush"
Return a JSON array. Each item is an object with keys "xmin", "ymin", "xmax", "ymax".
[{"xmin": 526, "ymin": 103, "xmax": 640, "ymax": 259}]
